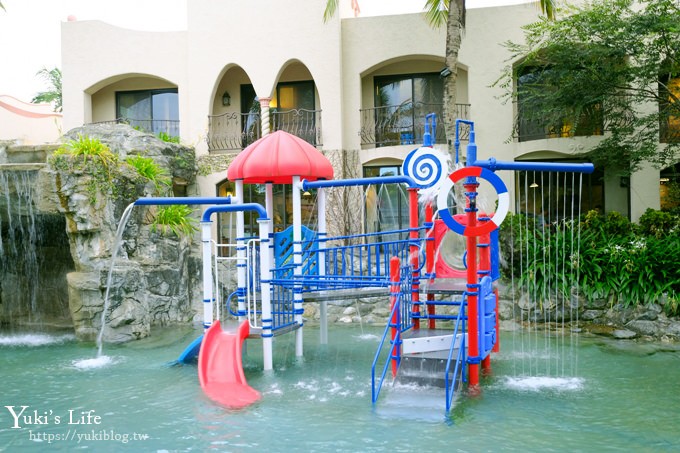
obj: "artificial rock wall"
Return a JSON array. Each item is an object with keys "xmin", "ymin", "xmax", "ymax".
[{"xmin": 49, "ymin": 124, "xmax": 201, "ymax": 343}]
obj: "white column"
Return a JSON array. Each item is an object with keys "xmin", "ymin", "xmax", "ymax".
[
  {"xmin": 201, "ymin": 221, "xmax": 214, "ymax": 329},
  {"xmin": 630, "ymin": 163, "xmax": 661, "ymax": 222},
  {"xmin": 235, "ymin": 180, "xmax": 247, "ymax": 324},
  {"xmin": 258, "ymin": 218, "xmax": 273, "ymax": 370},
  {"xmin": 265, "ymin": 182, "xmax": 275, "ymax": 278},
  {"xmin": 292, "ymin": 176, "xmax": 304, "ymax": 357},
  {"xmin": 317, "ymin": 187, "xmax": 328, "ymax": 344},
  {"xmin": 259, "ymin": 97, "xmax": 271, "ymax": 137}
]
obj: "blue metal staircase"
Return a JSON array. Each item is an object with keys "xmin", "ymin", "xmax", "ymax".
[
  {"xmin": 371, "ymin": 267, "xmax": 499, "ymax": 412},
  {"xmin": 371, "ymin": 274, "xmax": 470, "ymax": 411}
]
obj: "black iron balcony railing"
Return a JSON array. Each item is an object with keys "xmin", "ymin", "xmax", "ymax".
[
  {"xmin": 87, "ymin": 118, "xmax": 180, "ymax": 138},
  {"xmin": 207, "ymin": 109, "xmax": 322, "ymax": 152},
  {"xmin": 271, "ymin": 108, "xmax": 322, "ymax": 147},
  {"xmin": 207, "ymin": 112, "xmax": 262, "ymax": 152},
  {"xmin": 359, "ymin": 102, "xmax": 470, "ymax": 147}
]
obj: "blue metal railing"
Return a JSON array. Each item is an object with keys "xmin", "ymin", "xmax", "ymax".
[
  {"xmin": 445, "ymin": 300, "xmax": 468, "ymax": 412},
  {"xmin": 371, "ymin": 261, "xmax": 413, "ymax": 404},
  {"xmin": 269, "ymin": 228, "xmax": 425, "ymax": 291},
  {"xmin": 371, "ymin": 297, "xmax": 403, "ymax": 403}
]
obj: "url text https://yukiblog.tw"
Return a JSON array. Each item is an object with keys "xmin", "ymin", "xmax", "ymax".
[{"xmin": 4, "ymin": 405, "xmax": 150, "ymax": 445}]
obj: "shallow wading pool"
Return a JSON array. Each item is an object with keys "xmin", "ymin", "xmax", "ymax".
[{"xmin": 1, "ymin": 324, "xmax": 679, "ymax": 452}]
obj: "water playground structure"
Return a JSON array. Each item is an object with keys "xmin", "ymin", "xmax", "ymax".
[{"xmin": 131, "ymin": 117, "xmax": 593, "ymax": 411}]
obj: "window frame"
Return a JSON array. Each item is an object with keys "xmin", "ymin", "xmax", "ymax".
[
  {"xmin": 372, "ymin": 72, "xmax": 444, "ymax": 147},
  {"xmin": 115, "ymin": 88, "xmax": 179, "ymax": 136}
]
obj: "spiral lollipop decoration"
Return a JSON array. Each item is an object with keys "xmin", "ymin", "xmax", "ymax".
[
  {"xmin": 437, "ymin": 166, "xmax": 510, "ymax": 237},
  {"xmin": 402, "ymin": 147, "xmax": 449, "ymax": 189}
]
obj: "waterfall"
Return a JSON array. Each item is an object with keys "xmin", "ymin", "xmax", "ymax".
[
  {"xmin": 0, "ymin": 170, "xmax": 40, "ymax": 322},
  {"xmin": 0, "ymin": 168, "xmax": 74, "ymax": 327}
]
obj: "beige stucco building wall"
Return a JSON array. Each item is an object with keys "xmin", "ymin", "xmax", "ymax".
[
  {"xmin": 0, "ymin": 95, "xmax": 62, "ymax": 144},
  {"xmin": 60, "ymin": 1, "xmax": 666, "ymax": 221}
]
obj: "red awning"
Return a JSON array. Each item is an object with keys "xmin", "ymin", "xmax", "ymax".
[{"xmin": 227, "ymin": 130, "xmax": 334, "ymax": 184}]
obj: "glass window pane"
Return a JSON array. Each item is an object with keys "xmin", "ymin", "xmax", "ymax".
[
  {"xmin": 376, "ymin": 78, "xmax": 412, "ymax": 107},
  {"xmin": 363, "ymin": 165, "xmax": 408, "ymax": 234},
  {"xmin": 117, "ymin": 92, "xmax": 151, "ymax": 122},
  {"xmin": 151, "ymin": 91, "xmax": 179, "ymax": 135},
  {"xmin": 271, "ymin": 82, "xmax": 315, "ymax": 111},
  {"xmin": 375, "ymin": 78, "xmax": 414, "ymax": 146},
  {"xmin": 413, "ymin": 74, "xmax": 442, "ymax": 105},
  {"xmin": 116, "ymin": 89, "xmax": 178, "ymax": 136},
  {"xmin": 152, "ymin": 92, "xmax": 179, "ymax": 120}
]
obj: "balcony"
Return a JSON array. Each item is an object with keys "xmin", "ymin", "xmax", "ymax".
[
  {"xmin": 271, "ymin": 108, "xmax": 322, "ymax": 147},
  {"xmin": 207, "ymin": 112, "xmax": 262, "ymax": 153},
  {"xmin": 89, "ymin": 118, "xmax": 180, "ymax": 138},
  {"xmin": 359, "ymin": 102, "xmax": 470, "ymax": 147},
  {"xmin": 207, "ymin": 108, "xmax": 322, "ymax": 153}
]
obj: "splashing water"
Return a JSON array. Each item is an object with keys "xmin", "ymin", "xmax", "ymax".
[
  {"xmin": 96, "ymin": 202, "xmax": 136, "ymax": 357},
  {"xmin": 72, "ymin": 355, "xmax": 117, "ymax": 370},
  {"xmin": 0, "ymin": 333, "xmax": 75, "ymax": 346},
  {"xmin": 502, "ymin": 376, "xmax": 585, "ymax": 392},
  {"xmin": 354, "ymin": 333, "xmax": 381, "ymax": 341}
]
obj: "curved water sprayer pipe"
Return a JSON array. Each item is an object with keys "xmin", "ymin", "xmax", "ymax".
[
  {"xmin": 130, "ymin": 196, "xmax": 238, "ymax": 330},
  {"xmin": 201, "ymin": 203, "xmax": 268, "ymax": 222},
  {"xmin": 134, "ymin": 196, "xmax": 236, "ymax": 206},
  {"xmin": 201, "ymin": 203, "xmax": 274, "ymax": 370},
  {"xmin": 472, "ymin": 158, "xmax": 594, "ymax": 174}
]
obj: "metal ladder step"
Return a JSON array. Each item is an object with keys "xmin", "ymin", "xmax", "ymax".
[{"xmin": 402, "ymin": 332, "xmax": 466, "ymax": 355}]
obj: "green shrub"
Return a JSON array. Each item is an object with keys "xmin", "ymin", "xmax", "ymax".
[
  {"xmin": 500, "ymin": 209, "xmax": 680, "ymax": 315},
  {"xmin": 157, "ymin": 131, "xmax": 180, "ymax": 143},
  {"xmin": 582, "ymin": 210, "xmax": 633, "ymax": 239},
  {"xmin": 50, "ymin": 135, "xmax": 121, "ymax": 204},
  {"xmin": 637, "ymin": 208, "xmax": 679, "ymax": 238},
  {"xmin": 125, "ymin": 155, "xmax": 171, "ymax": 195},
  {"xmin": 53, "ymin": 135, "xmax": 118, "ymax": 168},
  {"xmin": 152, "ymin": 205, "xmax": 198, "ymax": 238}
]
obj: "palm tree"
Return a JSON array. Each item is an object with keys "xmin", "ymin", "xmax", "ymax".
[
  {"xmin": 324, "ymin": 0, "xmax": 557, "ymax": 152},
  {"xmin": 32, "ymin": 67, "xmax": 62, "ymax": 112}
]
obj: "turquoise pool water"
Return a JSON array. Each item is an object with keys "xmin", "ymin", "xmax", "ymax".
[{"xmin": 1, "ymin": 324, "xmax": 679, "ymax": 452}]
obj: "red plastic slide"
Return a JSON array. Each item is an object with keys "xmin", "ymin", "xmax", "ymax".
[{"xmin": 198, "ymin": 320, "xmax": 261, "ymax": 409}]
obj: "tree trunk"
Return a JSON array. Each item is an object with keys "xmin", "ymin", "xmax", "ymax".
[{"xmin": 443, "ymin": 0, "xmax": 464, "ymax": 156}]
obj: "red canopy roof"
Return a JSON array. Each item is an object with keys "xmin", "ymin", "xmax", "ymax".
[{"xmin": 227, "ymin": 130, "xmax": 334, "ymax": 184}]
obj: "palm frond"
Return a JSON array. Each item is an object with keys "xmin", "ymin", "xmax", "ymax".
[
  {"xmin": 323, "ymin": 0, "xmax": 339, "ymax": 23},
  {"xmin": 539, "ymin": 0, "xmax": 557, "ymax": 20},
  {"xmin": 31, "ymin": 67, "xmax": 62, "ymax": 112},
  {"xmin": 424, "ymin": 0, "xmax": 449, "ymax": 28}
]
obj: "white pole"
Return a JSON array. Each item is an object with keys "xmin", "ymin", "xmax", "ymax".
[
  {"xmin": 201, "ymin": 221, "xmax": 214, "ymax": 329},
  {"xmin": 265, "ymin": 183, "xmax": 274, "ymax": 226},
  {"xmin": 317, "ymin": 187, "xmax": 328, "ymax": 344},
  {"xmin": 265, "ymin": 182, "xmax": 275, "ymax": 281},
  {"xmin": 292, "ymin": 175, "xmax": 304, "ymax": 357},
  {"xmin": 258, "ymin": 217, "xmax": 273, "ymax": 370},
  {"xmin": 235, "ymin": 180, "xmax": 246, "ymax": 324}
]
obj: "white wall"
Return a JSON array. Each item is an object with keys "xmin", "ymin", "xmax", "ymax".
[
  {"xmin": 0, "ymin": 95, "xmax": 62, "ymax": 144},
  {"xmin": 61, "ymin": 20, "xmax": 188, "ymax": 136}
]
